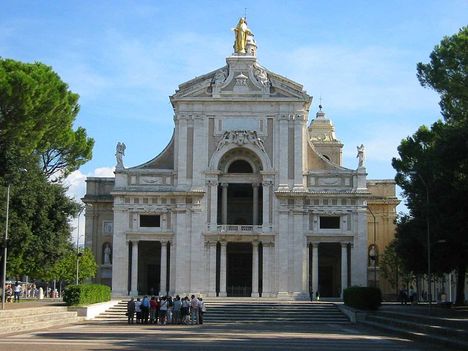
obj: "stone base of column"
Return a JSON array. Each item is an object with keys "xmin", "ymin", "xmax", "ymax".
[
  {"xmin": 129, "ymin": 290, "xmax": 139, "ymax": 296},
  {"xmin": 251, "ymin": 292, "xmax": 260, "ymax": 298},
  {"xmin": 276, "ymin": 291, "xmax": 291, "ymax": 299},
  {"xmin": 291, "ymin": 292, "xmax": 310, "ymax": 301},
  {"xmin": 218, "ymin": 292, "xmax": 227, "ymax": 297},
  {"xmin": 112, "ymin": 290, "xmax": 130, "ymax": 298}
]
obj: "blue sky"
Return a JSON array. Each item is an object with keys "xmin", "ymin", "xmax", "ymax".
[{"xmin": 1, "ymin": 1, "xmax": 467, "ymax": 239}]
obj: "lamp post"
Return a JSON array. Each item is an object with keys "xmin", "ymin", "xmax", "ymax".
[
  {"xmin": 410, "ymin": 171, "xmax": 431, "ymax": 313},
  {"xmin": 1, "ymin": 184, "xmax": 11, "ymax": 310},
  {"xmin": 367, "ymin": 206, "xmax": 377, "ymax": 287},
  {"xmin": 2, "ymin": 169, "xmax": 27, "ymax": 310},
  {"xmin": 75, "ymin": 206, "xmax": 85, "ymax": 285}
]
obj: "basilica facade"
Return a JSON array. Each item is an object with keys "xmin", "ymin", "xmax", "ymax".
[{"xmin": 83, "ymin": 20, "xmax": 398, "ymax": 299}]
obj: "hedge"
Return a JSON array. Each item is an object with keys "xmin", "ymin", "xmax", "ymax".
[
  {"xmin": 343, "ymin": 286, "xmax": 382, "ymax": 310},
  {"xmin": 63, "ymin": 284, "xmax": 111, "ymax": 306}
]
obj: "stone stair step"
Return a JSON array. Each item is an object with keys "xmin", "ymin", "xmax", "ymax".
[
  {"xmin": 366, "ymin": 314, "xmax": 468, "ymax": 339},
  {"xmin": 0, "ymin": 308, "xmax": 82, "ymax": 335},
  {"xmin": 361, "ymin": 318, "xmax": 468, "ymax": 351}
]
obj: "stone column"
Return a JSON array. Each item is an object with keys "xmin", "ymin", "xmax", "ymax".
[
  {"xmin": 341, "ymin": 243, "xmax": 348, "ymax": 297},
  {"xmin": 221, "ymin": 183, "xmax": 228, "ymax": 225},
  {"xmin": 219, "ymin": 241, "xmax": 227, "ymax": 297},
  {"xmin": 130, "ymin": 240, "xmax": 139, "ymax": 295},
  {"xmin": 160, "ymin": 241, "xmax": 167, "ymax": 295},
  {"xmin": 262, "ymin": 243, "xmax": 271, "ymax": 297},
  {"xmin": 209, "ymin": 242, "xmax": 217, "ymax": 296},
  {"xmin": 210, "ymin": 181, "xmax": 218, "ymax": 227},
  {"xmin": 312, "ymin": 243, "xmax": 319, "ymax": 297},
  {"xmin": 252, "ymin": 183, "xmax": 259, "ymax": 225},
  {"xmin": 169, "ymin": 241, "xmax": 175, "ymax": 295},
  {"xmin": 251, "ymin": 241, "xmax": 259, "ymax": 297},
  {"xmin": 262, "ymin": 181, "xmax": 271, "ymax": 227}
]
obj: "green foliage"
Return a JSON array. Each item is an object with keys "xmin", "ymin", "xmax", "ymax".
[
  {"xmin": 343, "ymin": 287, "xmax": 382, "ymax": 310},
  {"xmin": 63, "ymin": 284, "xmax": 111, "ymax": 306},
  {"xmin": 0, "ymin": 58, "xmax": 94, "ymax": 180},
  {"xmin": 380, "ymin": 239, "xmax": 414, "ymax": 294},
  {"xmin": 0, "ymin": 57, "xmax": 94, "ymax": 283},
  {"xmin": 0, "ymin": 163, "xmax": 81, "ymax": 278},
  {"xmin": 417, "ymin": 26, "xmax": 468, "ymax": 124},
  {"xmin": 393, "ymin": 27, "xmax": 468, "ymax": 305},
  {"xmin": 47, "ymin": 247, "xmax": 97, "ymax": 283}
]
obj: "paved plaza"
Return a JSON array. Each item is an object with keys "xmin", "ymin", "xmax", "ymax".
[{"xmin": 0, "ymin": 320, "xmax": 452, "ymax": 351}]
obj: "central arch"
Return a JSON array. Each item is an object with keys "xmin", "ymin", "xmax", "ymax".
[{"xmin": 216, "ymin": 147, "xmax": 263, "ymax": 226}]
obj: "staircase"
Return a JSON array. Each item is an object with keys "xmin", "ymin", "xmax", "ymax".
[
  {"xmin": 204, "ymin": 299, "xmax": 349, "ymax": 324},
  {"xmin": 0, "ymin": 306, "xmax": 82, "ymax": 335},
  {"xmin": 362, "ymin": 306, "xmax": 468, "ymax": 350},
  {"xmin": 94, "ymin": 298, "xmax": 349, "ymax": 325}
]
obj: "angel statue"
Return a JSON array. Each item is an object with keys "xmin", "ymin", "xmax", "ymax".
[
  {"xmin": 116, "ymin": 142, "xmax": 126, "ymax": 169},
  {"xmin": 356, "ymin": 144, "xmax": 365, "ymax": 168}
]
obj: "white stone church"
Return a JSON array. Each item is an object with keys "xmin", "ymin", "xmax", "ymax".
[{"xmin": 83, "ymin": 19, "xmax": 398, "ymax": 299}]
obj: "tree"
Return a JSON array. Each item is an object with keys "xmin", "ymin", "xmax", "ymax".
[
  {"xmin": 393, "ymin": 27, "xmax": 468, "ymax": 304},
  {"xmin": 0, "ymin": 162, "xmax": 81, "ymax": 279},
  {"xmin": 380, "ymin": 239, "xmax": 413, "ymax": 296},
  {"xmin": 48, "ymin": 247, "xmax": 97, "ymax": 284},
  {"xmin": 417, "ymin": 26, "xmax": 468, "ymax": 124},
  {"xmin": 0, "ymin": 58, "xmax": 93, "ymax": 282},
  {"xmin": 0, "ymin": 58, "xmax": 94, "ymax": 180}
]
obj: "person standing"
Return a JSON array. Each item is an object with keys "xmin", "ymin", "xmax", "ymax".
[
  {"xmin": 159, "ymin": 296, "xmax": 168, "ymax": 325},
  {"xmin": 127, "ymin": 298, "xmax": 136, "ymax": 324},
  {"xmin": 141, "ymin": 296, "xmax": 150, "ymax": 324},
  {"xmin": 135, "ymin": 298, "xmax": 142, "ymax": 324},
  {"xmin": 14, "ymin": 282, "xmax": 22, "ymax": 303},
  {"xmin": 198, "ymin": 297, "xmax": 206, "ymax": 325},
  {"xmin": 190, "ymin": 295, "xmax": 199, "ymax": 325},
  {"xmin": 149, "ymin": 296, "xmax": 157, "ymax": 324}
]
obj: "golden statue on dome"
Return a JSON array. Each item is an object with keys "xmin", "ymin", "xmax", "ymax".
[{"xmin": 232, "ymin": 17, "xmax": 254, "ymax": 54}]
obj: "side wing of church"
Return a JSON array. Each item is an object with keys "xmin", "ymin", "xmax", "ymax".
[{"xmin": 83, "ymin": 20, "xmax": 398, "ymax": 299}]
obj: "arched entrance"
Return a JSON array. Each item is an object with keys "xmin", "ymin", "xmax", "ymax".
[{"xmin": 217, "ymin": 148, "xmax": 263, "ymax": 226}]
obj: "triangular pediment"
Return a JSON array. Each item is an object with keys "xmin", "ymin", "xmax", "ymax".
[{"xmin": 170, "ymin": 57, "xmax": 311, "ymax": 102}]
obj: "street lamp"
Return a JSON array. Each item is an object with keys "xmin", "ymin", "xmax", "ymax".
[
  {"xmin": 2, "ymin": 169, "xmax": 27, "ymax": 310},
  {"xmin": 75, "ymin": 206, "xmax": 85, "ymax": 285},
  {"xmin": 367, "ymin": 206, "xmax": 378, "ymax": 288},
  {"xmin": 1, "ymin": 184, "xmax": 11, "ymax": 310},
  {"xmin": 409, "ymin": 171, "xmax": 431, "ymax": 313}
]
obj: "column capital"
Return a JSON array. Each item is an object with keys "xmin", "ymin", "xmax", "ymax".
[
  {"xmin": 252, "ymin": 183, "xmax": 260, "ymax": 188},
  {"xmin": 221, "ymin": 183, "xmax": 229, "ymax": 188},
  {"xmin": 220, "ymin": 241, "xmax": 227, "ymax": 247},
  {"xmin": 252, "ymin": 240, "xmax": 259, "ymax": 247},
  {"xmin": 341, "ymin": 242, "xmax": 349, "ymax": 248}
]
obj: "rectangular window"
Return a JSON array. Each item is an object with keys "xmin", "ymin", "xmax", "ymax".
[
  {"xmin": 140, "ymin": 215, "xmax": 161, "ymax": 227},
  {"xmin": 320, "ymin": 216, "xmax": 340, "ymax": 229}
]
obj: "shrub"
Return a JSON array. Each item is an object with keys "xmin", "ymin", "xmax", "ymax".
[
  {"xmin": 63, "ymin": 284, "xmax": 111, "ymax": 306},
  {"xmin": 343, "ymin": 286, "xmax": 382, "ymax": 310}
]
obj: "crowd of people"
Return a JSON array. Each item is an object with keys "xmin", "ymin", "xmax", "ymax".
[
  {"xmin": 3, "ymin": 282, "xmax": 60, "ymax": 302},
  {"xmin": 126, "ymin": 294, "xmax": 206, "ymax": 325}
]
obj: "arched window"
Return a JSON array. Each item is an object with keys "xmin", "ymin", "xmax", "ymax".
[{"xmin": 228, "ymin": 160, "xmax": 253, "ymax": 173}]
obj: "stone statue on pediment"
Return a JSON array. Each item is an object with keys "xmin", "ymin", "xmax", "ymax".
[
  {"xmin": 116, "ymin": 142, "xmax": 126, "ymax": 169},
  {"xmin": 214, "ymin": 69, "xmax": 227, "ymax": 86},
  {"xmin": 357, "ymin": 144, "xmax": 365, "ymax": 168},
  {"xmin": 254, "ymin": 66, "xmax": 269, "ymax": 87}
]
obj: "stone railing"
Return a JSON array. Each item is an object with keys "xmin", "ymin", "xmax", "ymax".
[{"xmin": 208, "ymin": 225, "xmax": 272, "ymax": 233}]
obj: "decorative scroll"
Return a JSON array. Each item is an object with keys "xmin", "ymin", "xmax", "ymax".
[{"xmin": 216, "ymin": 130, "xmax": 265, "ymax": 153}]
